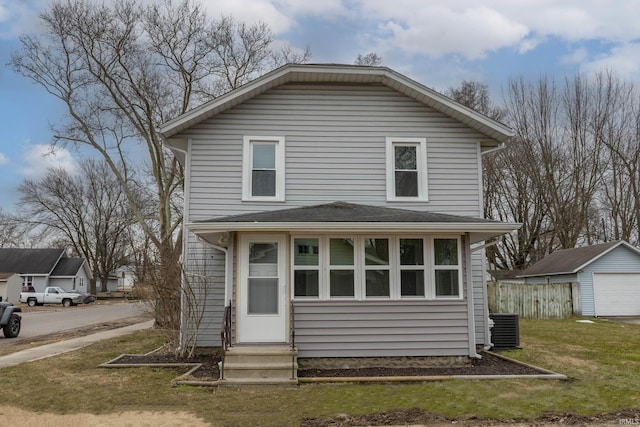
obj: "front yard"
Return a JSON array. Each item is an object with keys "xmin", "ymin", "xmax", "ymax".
[{"xmin": 0, "ymin": 318, "xmax": 638, "ymax": 426}]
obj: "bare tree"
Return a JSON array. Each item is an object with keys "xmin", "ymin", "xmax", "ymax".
[
  {"xmin": 0, "ymin": 209, "xmax": 26, "ymax": 248},
  {"xmin": 446, "ymin": 80, "xmax": 505, "ymax": 121},
  {"xmin": 10, "ymin": 0, "xmax": 310, "ymax": 330},
  {"xmin": 355, "ymin": 52, "xmax": 382, "ymax": 66},
  {"xmin": 18, "ymin": 159, "xmax": 139, "ymax": 294}
]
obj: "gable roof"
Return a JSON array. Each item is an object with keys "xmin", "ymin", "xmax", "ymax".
[
  {"xmin": 159, "ymin": 63, "xmax": 514, "ymax": 156},
  {"xmin": 50, "ymin": 257, "xmax": 85, "ymax": 277},
  {"xmin": 518, "ymin": 241, "xmax": 640, "ymax": 278},
  {"xmin": 0, "ymin": 248, "xmax": 66, "ymax": 275},
  {"xmin": 189, "ymin": 202, "xmax": 519, "ymax": 244}
]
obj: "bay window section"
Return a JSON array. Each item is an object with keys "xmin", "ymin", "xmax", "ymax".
[
  {"xmin": 399, "ymin": 238, "xmax": 425, "ymax": 297},
  {"xmin": 364, "ymin": 238, "xmax": 390, "ymax": 297},
  {"xmin": 329, "ymin": 238, "xmax": 355, "ymax": 298},
  {"xmin": 293, "ymin": 238, "xmax": 319, "ymax": 298},
  {"xmin": 433, "ymin": 238, "xmax": 461, "ymax": 298},
  {"xmin": 290, "ymin": 235, "xmax": 462, "ymax": 301}
]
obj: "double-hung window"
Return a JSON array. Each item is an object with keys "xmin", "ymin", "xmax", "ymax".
[
  {"xmin": 433, "ymin": 238, "xmax": 461, "ymax": 298},
  {"xmin": 386, "ymin": 137, "xmax": 427, "ymax": 201},
  {"xmin": 399, "ymin": 238, "xmax": 425, "ymax": 297},
  {"xmin": 364, "ymin": 238, "xmax": 390, "ymax": 297},
  {"xmin": 293, "ymin": 238, "xmax": 320, "ymax": 298},
  {"xmin": 242, "ymin": 136, "xmax": 285, "ymax": 201},
  {"xmin": 329, "ymin": 238, "xmax": 355, "ymax": 298}
]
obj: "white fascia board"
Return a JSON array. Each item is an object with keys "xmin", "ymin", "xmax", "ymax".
[{"xmin": 187, "ymin": 221, "xmax": 520, "ymax": 244}]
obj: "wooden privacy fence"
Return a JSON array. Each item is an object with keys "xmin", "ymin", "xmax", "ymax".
[{"xmin": 487, "ymin": 281, "xmax": 581, "ymax": 319}]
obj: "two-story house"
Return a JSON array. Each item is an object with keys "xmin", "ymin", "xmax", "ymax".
[{"xmin": 160, "ymin": 64, "xmax": 519, "ymax": 384}]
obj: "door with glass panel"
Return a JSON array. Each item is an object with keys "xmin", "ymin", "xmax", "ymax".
[{"xmin": 237, "ymin": 234, "xmax": 287, "ymax": 343}]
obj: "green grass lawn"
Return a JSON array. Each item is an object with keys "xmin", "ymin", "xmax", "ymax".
[{"xmin": 0, "ymin": 318, "xmax": 638, "ymax": 426}]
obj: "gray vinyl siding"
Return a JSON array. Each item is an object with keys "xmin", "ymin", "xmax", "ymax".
[
  {"xmin": 183, "ymin": 232, "xmax": 227, "ymax": 347},
  {"xmin": 182, "ymin": 84, "xmax": 485, "ymax": 221},
  {"xmin": 576, "ymin": 246, "xmax": 640, "ymax": 316},
  {"xmin": 294, "ymin": 301, "xmax": 470, "ymax": 357}
]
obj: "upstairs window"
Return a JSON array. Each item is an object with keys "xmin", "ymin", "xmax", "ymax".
[
  {"xmin": 386, "ymin": 137, "xmax": 427, "ymax": 201},
  {"xmin": 242, "ymin": 136, "xmax": 285, "ymax": 201}
]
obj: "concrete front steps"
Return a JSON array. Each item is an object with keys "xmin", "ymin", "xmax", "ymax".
[{"xmin": 220, "ymin": 345, "xmax": 298, "ymax": 385}]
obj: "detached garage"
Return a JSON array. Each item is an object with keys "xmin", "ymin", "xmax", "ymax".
[{"xmin": 518, "ymin": 241, "xmax": 640, "ymax": 317}]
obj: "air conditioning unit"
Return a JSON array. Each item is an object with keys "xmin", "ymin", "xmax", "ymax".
[{"xmin": 489, "ymin": 313, "xmax": 520, "ymax": 350}]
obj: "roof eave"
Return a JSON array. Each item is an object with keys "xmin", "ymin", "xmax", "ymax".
[{"xmin": 187, "ymin": 221, "xmax": 520, "ymax": 244}]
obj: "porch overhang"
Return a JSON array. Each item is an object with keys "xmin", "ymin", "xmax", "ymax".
[{"xmin": 187, "ymin": 202, "xmax": 520, "ymax": 245}]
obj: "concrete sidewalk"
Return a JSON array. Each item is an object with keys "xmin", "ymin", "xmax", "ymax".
[{"xmin": 0, "ymin": 320, "xmax": 154, "ymax": 368}]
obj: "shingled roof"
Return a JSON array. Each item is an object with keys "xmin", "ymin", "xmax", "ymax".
[
  {"xmin": 50, "ymin": 257, "xmax": 86, "ymax": 277},
  {"xmin": 189, "ymin": 202, "xmax": 519, "ymax": 244},
  {"xmin": 518, "ymin": 241, "xmax": 640, "ymax": 278},
  {"xmin": 0, "ymin": 248, "xmax": 65, "ymax": 275}
]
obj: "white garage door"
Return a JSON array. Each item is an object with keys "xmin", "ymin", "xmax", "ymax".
[{"xmin": 593, "ymin": 273, "xmax": 640, "ymax": 316}]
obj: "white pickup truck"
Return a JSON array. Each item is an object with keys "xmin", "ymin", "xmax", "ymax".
[{"xmin": 19, "ymin": 286, "xmax": 84, "ymax": 307}]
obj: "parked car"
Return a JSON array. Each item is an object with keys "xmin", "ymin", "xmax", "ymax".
[
  {"xmin": 0, "ymin": 301, "xmax": 22, "ymax": 338},
  {"xmin": 77, "ymin": 292, "xmax": 97, "ymax": 304}
]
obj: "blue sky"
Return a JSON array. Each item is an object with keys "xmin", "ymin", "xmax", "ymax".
[{"xmin": 1, "ymin": 0, "xmax": 640, "ymax": 208}]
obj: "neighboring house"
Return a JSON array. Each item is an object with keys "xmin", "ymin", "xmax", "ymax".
[
  {"xmin": 97, "ymin": 274, "xmax": 119, "ymax": 293},
  {"xmin": 160, "ymin": 64, "xmax": 519, "ymax": 382},
  {"xmin": 49, "ymin": 257, "xmax": 92, "ymax": 293},
  {"xmin": 0, "ymin": 272, "xmax": 22, "ymax": 303},
  {"xmin": 116, "ymin": 265, "xmax": 136, "ymax": 291},
  {"xmin": 518, "ymin": 240, "xmax": 640, "ymax": 316},
  {"xmin": 96, "ymin": 266, "xmax": 136, "ymax": 293},
  {"xmin": 0, "ymin": 248, "xmax": 92, "ymax": 293}
]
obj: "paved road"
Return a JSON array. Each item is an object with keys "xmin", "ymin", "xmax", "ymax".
[{"xmin": 0, "ymin": 301, "xmax": 150, "ymax": 342}]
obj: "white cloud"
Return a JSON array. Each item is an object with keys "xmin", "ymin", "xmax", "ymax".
[
  {"xmin": 581, "ymin": 42, "xmax": 640, "ymax": 78},
  {"xmin": 561, "ymin": 47, "xmax": 589, "ymax": 65},
  {"xmin": 0, "ymin": 152, "xmax": 8, "ymax": 165},
  {"xmin": 335, "ymin": 0, "xmax": 640, "ymax": 61},
  {"xmin": 0, "ymin": 0, "xmax": 49, "ymax": 39},
  {"xmin": 21, "ymin": 144, "xmax": 77, "ymax": 179}
]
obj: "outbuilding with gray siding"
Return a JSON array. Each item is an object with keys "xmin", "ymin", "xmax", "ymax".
[{"xmin": 518, "ymin": 241, "xmax": 640, "ymax": 316}]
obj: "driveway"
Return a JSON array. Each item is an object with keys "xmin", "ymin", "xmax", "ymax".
[{"xmin": 1, "ymin": 300, "xmax": 149, "ymax": 341}]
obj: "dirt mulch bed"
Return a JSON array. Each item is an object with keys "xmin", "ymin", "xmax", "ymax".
[
  {"xmin": 301, "ymin": 407, "xmax": 640, "ymax": 426},
  {"xmin": 106, "ymin": 349, "xmax": 553, "ymax": 381},
  {"xmin": 298, "ymin": 352, "xmax": 544, "ymax": 378}
]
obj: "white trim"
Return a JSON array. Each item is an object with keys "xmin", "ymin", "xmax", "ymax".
[
  {"xmin": 242, "ymin": 136, "xmax": 286, "ymax": 201},
  {"xmin": 237, "ymin": 233, "xmax": 288, "ymax": 343},
  {"xmin": 385, "ymin": 137, "xmax": 428, "ymax": 201}
]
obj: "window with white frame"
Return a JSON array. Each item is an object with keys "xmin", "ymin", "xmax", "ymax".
[
  {"xmin": 293, "ymin": 238, "xmax": 320, "ymax": 298},
  {"xmin": 291, "ymin": 235, "xmax": 461, "ymax": 300},
  {"xmin": 329, "ymin": 238, "xmax": 355, "ymax": 298},
  {"xmin": 433, "ymin": 238, "xmax": 461, "ymax": 297},
  {"xmin": 242, "ymin": 136, "xmax": 285, "ymax": 201},
  {"xmin": 386, "ymin": 137, "xmax": 427, "ymax": 201}
]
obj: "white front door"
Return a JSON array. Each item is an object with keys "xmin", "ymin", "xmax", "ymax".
[{"xmin": 237, "ymin": 234, "xmax": 288, "ymax": 343}]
